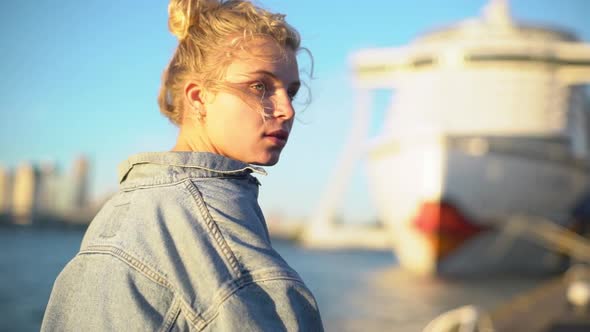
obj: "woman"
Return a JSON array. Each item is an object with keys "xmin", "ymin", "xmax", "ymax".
[{"xmin": 41, "ymin": 0, "xmax": 324, "ymax": 331}]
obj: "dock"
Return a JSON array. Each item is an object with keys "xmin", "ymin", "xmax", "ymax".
[
  {"xmin": 489, "ymin": 271, "xmax": 590, "ymax": 332},
  {"xmin": 424, "ymin": 265, "xmax": 590, "ymax": 332}
]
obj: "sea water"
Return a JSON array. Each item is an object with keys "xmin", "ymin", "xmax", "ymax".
[{"xmin": 0, "ymin": 227, "xmax": 547, "ymax": 332}]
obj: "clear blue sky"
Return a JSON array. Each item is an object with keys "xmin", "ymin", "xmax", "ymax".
[{"xmin": 1, "ymin": 0, "xmax": 589, "ymax": 222}]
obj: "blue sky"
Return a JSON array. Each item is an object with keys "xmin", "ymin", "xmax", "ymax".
[{"xmin": 1, "ymin": 0, "xmax": 589, "ymax": 222}]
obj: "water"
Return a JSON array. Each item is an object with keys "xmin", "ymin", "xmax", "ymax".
[
  {"xmin": 0, "ymin": 227, "xmax": 549, "ymax": 332},
  {"xmin": 0, "ymin": 227, "xmax": 85, "ymax": 332}
]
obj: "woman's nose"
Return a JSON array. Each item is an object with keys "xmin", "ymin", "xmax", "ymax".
[{"xmin": 274, "ymin": 91, "xmax": 295, "ymax": 119}]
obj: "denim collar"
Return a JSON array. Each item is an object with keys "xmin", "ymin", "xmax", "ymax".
[{"xmin": 118, "ymin": 152, "xmax": 267, "ymax": 184}]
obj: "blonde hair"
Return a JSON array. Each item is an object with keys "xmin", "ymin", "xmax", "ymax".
[{"xmin": 159, "ymin": 0, "xmax": 303, "ymax": 125}]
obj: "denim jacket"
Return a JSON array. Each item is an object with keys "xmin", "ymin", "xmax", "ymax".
[{"xmin": 41, "ymin": 152, "xmax": 323, "ymax": 331}]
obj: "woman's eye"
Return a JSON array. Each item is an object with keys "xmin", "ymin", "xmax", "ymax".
[
  {"xmin": 250, "ymin": 82, "xmax": 266, "ymax": 93},
  {"xmin": 288, "ymin": 90, "xmax": 298, "ymax": 101}
]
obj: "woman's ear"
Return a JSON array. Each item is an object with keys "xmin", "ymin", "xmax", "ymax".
[
  {"xmin": 184, "ymin": 82, "xmax": 205, "ymax": 107},
  {"xmin": 184, "ymin": 81, "xmax": 206, "ymax": 121}
]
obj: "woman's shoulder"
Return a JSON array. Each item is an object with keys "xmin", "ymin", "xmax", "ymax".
[
  {"xmin": 80, "ymin": 176, "xmax": 293, "ymax": 296},
  {"xmin": 65, "ymin": 174, "xmax": 310, "ymax": 329}
]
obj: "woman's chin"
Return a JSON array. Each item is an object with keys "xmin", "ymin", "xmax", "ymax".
[{"xmin": 250, "ymin": 154, "xmax": 281, "ymax": 166}]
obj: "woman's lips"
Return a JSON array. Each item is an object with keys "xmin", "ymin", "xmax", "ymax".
[{"xmin": 265, "ymin": 130, "xmax": 289, "ymax": 146}]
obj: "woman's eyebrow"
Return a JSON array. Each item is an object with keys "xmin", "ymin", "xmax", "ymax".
[{"xmin": 250, "ymin": 70, "xmax": 301, "ymax": 87}]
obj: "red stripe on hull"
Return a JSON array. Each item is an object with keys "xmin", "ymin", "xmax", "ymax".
[{"xmin": 413, "ymin": 201, "xmax": 488, "ymax": 259}]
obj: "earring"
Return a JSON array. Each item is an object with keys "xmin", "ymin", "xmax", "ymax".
[{"xmin": 193, "ymin": 104, "xmax": 204, "ymax": 121}]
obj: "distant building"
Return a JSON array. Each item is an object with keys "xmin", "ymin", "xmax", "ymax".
[
  {"xmin": 11, "ymin": 163, "xmax": 40, "ymax": 225},
  {"xmin": 0, "ymin": 166, "xmax": 12, "ymax": 214},
  {"xmin": 71, "ymin": 156, "xmax": 89, "ymax": 210},
  {"xmin": 37, "ymin": 161, "xmax": 60, "ymax": 215}
]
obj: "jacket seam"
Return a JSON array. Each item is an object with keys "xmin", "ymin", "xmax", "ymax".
[
  {"xmin": 121, "ymin": 159, "xmax": 264, "ymax": 176},
  {"xmin": 158, "ymin": 295, "xmax": 182, "ymax": 332},
  {"xmin": 184, "ymin": 180, "xmax": 242, "ymax": 277},
  {"xmin": 81, "ymin": 245, "xmax": 173, "ymax": 288},
  {"xmin": 79, "ymin": 246, "xmax": 305, "ymax": 332},
  {"xmin": 194, "ymin": 271, "xmax": 306, "ymax": 331},
  {"xmin": 120, "ymin": 174, "xmax": 250, "ymax": 192},
  {"xmin": 121, "ymin": 179, "xmax": 190, "ymax": 192},
  {"xmin": 79, "ymin": 245, "xmax": 206, "ymax": 331}
]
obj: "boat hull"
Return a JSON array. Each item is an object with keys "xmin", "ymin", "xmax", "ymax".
[{"xmin": 367, "ymin": 134, "xmax": 589, "ymax": 276}]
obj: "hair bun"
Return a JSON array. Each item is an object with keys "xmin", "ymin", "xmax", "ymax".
[{"xmin": 168, "ymin": 0, "xmax": 218, "ymax": 41}]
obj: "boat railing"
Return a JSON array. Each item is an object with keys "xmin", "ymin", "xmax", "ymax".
[
  {"xmin": 422, "ymin": 304, "xmax": 495, "ymax": 332},
  {"xmin": 491, "ymin": 215, "xmax": 590, "ymax": 263}
]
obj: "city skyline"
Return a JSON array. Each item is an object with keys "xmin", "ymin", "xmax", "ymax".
[
  {"xmin": 0, "ymin": 156, "xmax": 94, "ymax": 225},
  {"xmin": 1, "ymin": 0, "xmax": 589, "ymax": 223}
]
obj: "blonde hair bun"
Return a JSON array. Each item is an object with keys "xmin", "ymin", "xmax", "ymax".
[{"xmin": 168, "ymin": 0, "xmax": 219, "ymax": 41}]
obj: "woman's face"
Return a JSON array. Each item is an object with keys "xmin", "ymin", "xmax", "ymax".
[{"xmin": 199, "ymin": 38, "xmax": 300, "ymax": 166}]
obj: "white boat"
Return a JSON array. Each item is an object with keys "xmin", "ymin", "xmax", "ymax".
[
  {"xmin": 306, "ymin": 0, "xmax": 590, "ymax": 276},
  {"xmin": 368, "ymin": 135, "xmax": 589, "ymax": 275}
]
